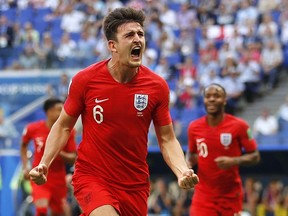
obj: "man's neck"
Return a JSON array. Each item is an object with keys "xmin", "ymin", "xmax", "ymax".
[{"xmin": 107, "ymin": 59, "xmax": 138, "ymax": 83}]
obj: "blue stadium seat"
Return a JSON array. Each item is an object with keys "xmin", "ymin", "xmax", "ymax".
[
  {"xmin": 70, "ymin": 32, "xmax": 81, "ymax": 42},
  {"xmin": 167, "ymin": 2, "xmax": 181, "ymax": 12},
  {"xmin": 17, "ymin": 7, "xmax": 34, "ymax": 27},
  {"xmin": 256, "ymin": 134, "xmax": 281, "ymax": 146},
  {"xmin": 166, "ymin": 53, "xmax": 182, "ymax": 66},
  {"xmin": 34, "ymin": 7, "xmax": 52, "ymax": 20},
  {"xmin": 170, "ymin": 107, "xmax": 180, "ymax": 120},
  {"xmin": 33, "ymin": 19, "xmax": 50, "ymax": 36},
  {"xmin": 1, "ymin": 8, "xmax": 17, "ymax": 22}
]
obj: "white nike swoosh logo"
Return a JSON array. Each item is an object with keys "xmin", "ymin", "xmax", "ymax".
[{"xmin": 95, "ymin": 98, "xmax": 109, "ymax": 103}]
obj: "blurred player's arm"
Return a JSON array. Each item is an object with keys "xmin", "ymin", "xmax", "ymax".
[
  {"xmin": 29, "ymin": 109, "xmax": 78, "ymax": 185},
  {"xmin": 185, "ymin": 150, "xmax": 198, "ymax": 169},
  {"xmin": 59, "ymin": 150, "xmax": 77, "ymax": 165},
  {"xmin": 214, "ymin": 150, "xmax": 260, "ymax": 169},
  {"xmin": 40, "ymin": 109, "xmax": 78, "ymax": 168},
  {"xmin": 155, "ymin": 123, "xmax": 199, "ymax": 189},
  {"xmin": 20, "ymin": 141, "xmax": 30, "ymax": 179}
]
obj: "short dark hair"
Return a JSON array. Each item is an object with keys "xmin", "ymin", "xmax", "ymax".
[
  {"xmin": 43, "ymin": 98, "xmax": 63, "ymax": 113},
  {"xmin": 203, "ymin": 83, "xmax": 227, "ymax": 96},
  {"xmin": 103, "ymin": 7, "xmax": 146, "ymax": 41}
]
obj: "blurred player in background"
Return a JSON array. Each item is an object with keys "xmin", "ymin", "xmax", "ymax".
[
  {"xmin": 186, "ymin": 83, "xmax": 260, "ymax": 216},
  {"xmin": 20, "ymin": 98, "xmax": 77, "ymax": 216},
  {"xmin": 29, "ymin": 7, "xmax": 199, "ymax": 216}
]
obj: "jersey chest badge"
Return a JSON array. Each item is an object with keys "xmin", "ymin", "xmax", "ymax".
[
  {"xmin": 220, "ymin": 133, "xmax": 232, "ymax": 147},
  {"xmin": 134, "ymin": 94, "xmax": 148, "ymax": 111}
]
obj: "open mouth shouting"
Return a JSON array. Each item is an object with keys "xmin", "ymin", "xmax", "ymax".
[{"xmin": 131, "ymin": 46, "xmax": 141, "ymax": 61}]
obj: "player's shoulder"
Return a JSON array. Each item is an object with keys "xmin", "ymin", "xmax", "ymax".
[
  {"xmin": 225, "ymin": 114, "xmax": 249, "ymax": 127},
  {"xmin": 73, "ymin": 59, "xmax": 108, "ymax": 81},
  {"xmin": 189, "ymin": 116, "xmax": 206, "ymax": 128},
  {"xmin": 25, "ymin": 120, "xmax": 45, "ymax": 130}
]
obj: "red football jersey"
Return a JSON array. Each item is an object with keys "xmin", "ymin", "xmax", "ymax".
[
  {"xmin": 64, "ymin": 60, "xmax": 172, "ymax": 190},
  {"xmin": 188, "ymin": 114, "xmax": 257, "ymax": 198},
  {"xmin": 22, "ymin": 120, "xmax": 77, "ymax": 185}
]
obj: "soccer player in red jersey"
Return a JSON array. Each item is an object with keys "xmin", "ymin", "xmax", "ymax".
[
  {"xmin": 29, "ymin": 7, "xmax": 199, "ymax": 216},
  {"xmin": 20, "ymin": 98, "xmax": 77, "ymax": 216},
  {"xmin": 186, "ymin": 83, "xmax": 261, "ymax": 216}
]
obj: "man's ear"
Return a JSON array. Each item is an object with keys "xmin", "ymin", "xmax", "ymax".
[{"xmin": 108, "ymin": 40, "xmax": 117, "ymax": 53}]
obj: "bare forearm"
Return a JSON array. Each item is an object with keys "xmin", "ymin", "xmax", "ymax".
[
  {"xmin": 40, "ymin": 123, "xmax": 71, "ymax": 167},
  {"xmin": 160, "ymin": 139, "xmax": 190, "ymax": 179},
  {"xmin": 20, "ymin": 144, "xmax": 29, "ymax": 170},
  {"xmin": 234, "ymin": 151, "xmax": 260, "ymax": 166}
]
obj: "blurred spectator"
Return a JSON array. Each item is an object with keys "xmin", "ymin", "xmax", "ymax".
[
  {"xmin": 154, "ymin": 56, "xmax": 173, "ymax": 80},
  {"xmin": 10, "ymin": 45, "xmax": 39, "ymax": 69},
  {"xmin": 199, "ymin": 67, "xmax": 223, "ymax": 88},
  {"xmin": 57, "ymin": 73, "xmax": 70, "ymax": 101},
  {"xmin": 237, "ymin": 51, "xmax": 262, "ymax": 103},
  {"xmin": 176, "ymin": 78, "xmax": 199, "ymax": 110},
  {"xmin": 218, "ymin": 41, "xmax": 238, "ymax": 68},
  {"xmin": 178, "ymin": 56, "xmax": 197, "ymax": 84},
  {"xmin": 258, "ymin": 0, "xmax": 281, "ymax": 14},
  {"xmin": 142, "ymin": 48, "xmax": 158, "ymax": 70},
  {"xmin": 214, "ymin": 3, "xmax": 235, "ymax": 25},
  {"xmin": 0, "ymin": 15, "xmax": 15, "ymax": 69},
  {"xmin": 199, "ymin": 40, "xmax": 218, "ymax": 62},
  {"xmin": 274, "ymin": 192, "xmax": 288, "ymax": 216},
  {"xmin": 19, "ymin": 22, "xmax": 40, "ymax": 47},
  {"xmin": 105, "ymin": 0, "xmax": 124, "ymax": 12},
  {"xmin": 279, "ymin": 10, "xmax": 288, "ymax": 45},
  {"xmin": 55, "ymin": 32, "xmax": 77, "ymax": 68},
  {"xmin": 225, "ymin": 28, "xmax": 244, "ymax": 53},
  {"xmin": 222, "ymin": 66, "xmax": 245, "ymax": 115},
  {"xmin": 257, "ymin": 13, "xmax": 279, "ymax": 42},
  {"xmin": 94, "ymin": 33, "xmax": 110, "ymax": 61},
  {"xmin": 159, "ymin": 4, "xmax": 178, "ymax": 30},
  {"xmin": 242, "ymin": 177, "xmax": 262, "ymax": 216},
  {"xmin": 277, "ymin": 95, "xmax": 288, "ymax": 122},
  {"xmin": 169, "ymin": 181, "xmax": 192, "ymax": 216},
  {"xmin": 34, "ymin": 32, "xmax": 58, "ymax": 69},
  {"xmin": 196, "ymin": 53, "xmax": 219, "ymax": 79},
  {"xmin": 75, "ymin": 30, "xmax": 98, "ymax": 68},
  {"xmin": 61, "ymin": 3, "xmax": 86, "ymax": 33},
  {"xmin": 246, "ymin": 41, "xmax": 261, "ymax": 63},
  {"xmin": 158, "ymin": 28, "xmax": 177, "ymax": 58},
  {"xmin": 176, "ymin": 2, "xmax": 198, "ymax": 30},
  {"xmin": 260, "ymin": 39, "xmax": 283, "ymax": 89},
  {"xmin": 235, "ymin": 0, "xmax": 259, "ymax": 27},
  {"xmin": 176, "ymin": 28, "xmax": 196, "ymax": 59},
  {"xmin": 195, "ymin": 0, "xmax": 217, "ymax": 25},
  {"xmin": 253, "ymin": 108, "xmax": 279, "ymax": 136},
  {"xmin": 148, "ymin": 177, "xmax": 173, "ymax": 215},
  {"xmin": 257, "ymin": 179, "xmax": 284, "ymax": 216},
  {"xmin": 0, "ymin": 109, "xmax": 18, "ymax": 149}
]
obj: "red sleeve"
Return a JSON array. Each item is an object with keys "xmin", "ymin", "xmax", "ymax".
[
  {"xmin": 152, "ymin": 79, "xmax": 172, "ymax": 126},
  {"xmin": 64, "ymin": 71, "xmax": 86, "ymax": 117},
  {"xmin": 188, "ymin": 122, "xmax": 197, "ymax": 153},
  {"xmin": 238, "ymin": 121, "xmax": 258, "ymax": 152},
  {"xmin": 22, "ymin": 124, "xmax": 32, "ymax": 145}
]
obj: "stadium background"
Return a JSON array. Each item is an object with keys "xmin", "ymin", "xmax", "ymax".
[{"xmin": 1, "ymin": 0, "xmax": 288, "ymax": 215}]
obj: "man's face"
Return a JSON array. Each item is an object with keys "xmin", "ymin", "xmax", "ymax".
[
  {"xmin": 48, "ymin": 103, "xmax": 63, "ymax": 123},
  {"xmin": 109, "ymin": 22, "xmax": 145, "ymax": 67},
  {"xmin": 203, "ymin": 86, "xmax": 226, "ymax": 115}
]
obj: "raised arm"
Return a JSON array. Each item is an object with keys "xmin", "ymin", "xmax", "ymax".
[{"xmin": 155, "ymin": 123, "xmax": 199, "ymax": 189}]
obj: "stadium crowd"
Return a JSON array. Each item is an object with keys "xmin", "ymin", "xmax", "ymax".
[{"xmin": 1, "ymin": 0, "xmax": 288, "ymax": 216}]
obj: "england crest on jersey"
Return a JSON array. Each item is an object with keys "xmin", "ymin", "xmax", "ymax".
[
  {"xmin": 220, "ymin": 133, "xmax": 232, "ymax": 146},
  {"xmin": 134, "ymin": 94, "xmax": 148, "ymax": 111}
]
